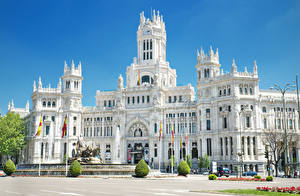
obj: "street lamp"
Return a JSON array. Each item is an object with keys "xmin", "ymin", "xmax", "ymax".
[
  {"xmin": 271, "ymin": 83, "xmax": 295, "ymax": 176},
  {"xmin": 238, "ymin": 106, "xmax": 245, "ymax": 178}
]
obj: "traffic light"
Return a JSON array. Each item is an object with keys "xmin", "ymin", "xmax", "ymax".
[{"xmin": 264, "ymin": 151, "xmax": 269, "ymax": 159}]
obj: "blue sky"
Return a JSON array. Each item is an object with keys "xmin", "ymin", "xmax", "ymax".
[{"xmin": 0, "ymin": 0, "xmax": 299, "ymax": 114}]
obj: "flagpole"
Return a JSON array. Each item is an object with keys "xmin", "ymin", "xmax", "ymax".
[
  {"xmin": 65, "ymin": 114, "xmax": 68, "ymax": 177},
  {"xmin": 38, "ymin": 141, "xmax": 41, "ymax": 176}
]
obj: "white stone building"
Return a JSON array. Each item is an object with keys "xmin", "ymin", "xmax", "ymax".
[{"xmin": 9, "ymin": 10, "xmax": 300, "ymax": 173}]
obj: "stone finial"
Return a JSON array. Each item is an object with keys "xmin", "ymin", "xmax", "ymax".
[
  {"xmin": 153, "ymin": 10, "xmax": 156, "ymax": 21},
  {"xmin": 71, "ymin": 60, "xmax": 75, "ymax": 70},
  {"xmin": 78, "ymin": 61, "xmax": 82, "ymax": 72},
  {"xmin": 216, "ymin": 48, "xmax": 219, "ymax": 57},
  {"xmin": 33, "ymin": 80, "xmax": 36, "ymax": 92},
  {"xmin": 118, "ymin": 74, "xmax": 124, "ymax": 89},
  {"xmin": 57, "ymin": 78, "xmax": 62, "ymax": 89},
  {"xmin": 64, "ymin": 61, "xmax": 68, "ymax": 72},
  {"xmin": 38, "ymin": 76, "xmax": 42, "ymax": 89},
  {"xmin": 25, "ymin": 100, "xmax": 29, "ymax": 112},
  {"xmin": 8, "ymin": 101, "xmax": 10, "ymax": 110},
  {"xmin": 253, "ymin": 60, "xmax": 258, "ymax": 75},
  {"xmin": 11, "ymin": 99, "xmax": 14, "ymax": 109},
  {"xmin": 231, "ymin": 58, "xmax": 237, "ymax": 73},
  {"xmin": 209, "ymin": 46, "xmax": 214, "ymax": 56},
  {"xmin": 244, "ymin": 66, "xmax": 248, "ymax": 73}
]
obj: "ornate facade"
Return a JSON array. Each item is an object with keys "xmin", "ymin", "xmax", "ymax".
[{"xmin": 9, "ymin": 10, "xmax": 300, "ymax": 173}]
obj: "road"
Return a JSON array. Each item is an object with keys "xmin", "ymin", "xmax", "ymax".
[{"xmin": 0, "ymin": 175, "xmax": 299, "ymax": 196}]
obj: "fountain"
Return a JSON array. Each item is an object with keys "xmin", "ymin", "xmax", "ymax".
[
  {"xmin": 14, "ymin": 136, "xmax": 135, "ymax": 176},
  {"xmin": 112, "ymin": 125, "xmax": 121, "ymax": 164}
]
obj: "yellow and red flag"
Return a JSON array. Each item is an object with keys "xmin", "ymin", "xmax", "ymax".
[
  {"xmin": 159, "ymin": 122, "xmax": 162, "ymax": 141},
  {"xmin": 62, "ymin": 115, "xmax": 67, "ymax": 138},
  {"xmin": 171, "ymin": 125, "xmax": 174, "ymax": 144},
  {"xmin": 35, "ymin": 115, "xmax": 43, "ymax": 136},
  {"xmin": 185, "ymin": 133, "xmax": 188, "ymax": 146},
  {"xmin": 138, "ymin": 70, "xmax": 141, "ymax": 86}
]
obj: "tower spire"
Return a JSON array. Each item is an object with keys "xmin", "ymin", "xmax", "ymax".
[
  {"xmin": 38, "ymin": 76, "xmax": 42, "ymax": 89},
  {"xmin": 231, "ymin": 58, "xmax": 237, "ymax": 73},
  {"xmin": 253, "ymin": 60, "xmax": 258, "ymax": 75},
  {"xmin": 33, "ymin": 80, "xmax": 36, "ymax": 92}
]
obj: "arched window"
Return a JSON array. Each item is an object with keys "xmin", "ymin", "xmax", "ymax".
[
  {"xmin": 142, "ymin": 75, "xmax": 150, "ymax": 84},
  {"xmin": 47, "ymin": 101, "xmax": 51, "ymax": 107},
  {"xmin": 154, "ymin": 123, "xmax": 157, "ymax": 133},
  {"xmin": 134, "ymin": 128, "xmax": 142, "ymax": 137},
  {"xmin": 43, "ymin": 101, "xmax": 46, "ymax": 107},
  {"xmin": 262, "ymin": 106, "xmax": 267, "ymax": 113},
  {"xmin": 52, "ymin": 101, "xmax": 56, "ymax": 107}
]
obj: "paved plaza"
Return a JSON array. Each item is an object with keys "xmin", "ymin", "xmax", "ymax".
[{"xmin": 0, "ymin": 175, "xmax": 299, "ymax": 196}]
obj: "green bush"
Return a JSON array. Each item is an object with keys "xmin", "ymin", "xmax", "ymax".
[
  {"xmin": 266, "ymin": 176, "xmax": 273, "ymax": 181},
  {"xmin": 3, "ymin": 159, "xmax": 16, "ymax": 176},
  {"xmin": 69, "ymin": 160, "xmax": 82, "ymax": 177},
  {"xmin": 135, "ymin": 159, "xmax": 149, "ymax": 177},
  {"xmin": 208, "ymin": 174, "xmax": 217, "ymax": 180},
  {"xmin": 186, "ymin": 154, "xmax": 192, "ymax": 169},
  {"xmin": 254, "ymin": 175, "xmax": 261, "ymax": 179},
  {"xmin": 178, "ymin": 160, "xmax": 190, "ymax": 176}
]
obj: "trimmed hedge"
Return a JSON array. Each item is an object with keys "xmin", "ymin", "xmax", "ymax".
[
  {"xmin": 266, "ymin": 176, "xmax": 273, "ymax": 181},
  {"xmin": 178, "ymin": 160, "xmax": 190, "ymax": 176},
  {"xmin": 135, "ymin": 159, "xmax": 149, "ymax": 177},
  {"xmin": 208, "ymin": 174, "xmax": 217, "ymax": 180},
  {"xmin": 3, "ymin": 159, "xmax": 16, "ymax": 176},
  {"xmin": 69, "ymin": 160, "xmax": 82, "ymax": 177},
  {"xmin": 254, "ymin": 175, "xmax": 261, "ymax": 179}
]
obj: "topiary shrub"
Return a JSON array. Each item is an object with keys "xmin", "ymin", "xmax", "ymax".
[
  {"xmin": 69, "ymin": 160, "xmax": 82, "ymax": 177},
  {"xmin": 254, "ymin": 175, "xmax": 261, "ymax": 179},
  {"xmin": 135, "ymin": 159, "xmax": 149, "ymax": 177},
  {"xmin": 178, "ymin": 160, "xmax": 190, "ymax": 176},
  {"xmin": 208, "ymin": 174, "xmax": 217, "ymax": 180},
  {"xmin": 3, "ymin": 159, "xmax": 16, "ymax": 176},
  {"xmin": 266, "ymin": 176, "xmax": 273, "ymax": 181}
]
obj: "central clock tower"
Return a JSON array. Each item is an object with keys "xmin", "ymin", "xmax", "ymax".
[{"xmin": 137, "ymin": 10, "xmax": 166, "ymax": 65}]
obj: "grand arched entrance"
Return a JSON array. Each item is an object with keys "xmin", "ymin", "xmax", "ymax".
[{"xmin": 127, "ymin": 122, "xmax": 149, "ymax": 164}]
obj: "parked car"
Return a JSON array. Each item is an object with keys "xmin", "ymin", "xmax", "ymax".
[
  {"xmin": 242, "ymin": 171, "xmax": 257, "ymax": 176},
  {"xmin": 215, "ymin": 167, "xmax": 230, "ymax": 177}
]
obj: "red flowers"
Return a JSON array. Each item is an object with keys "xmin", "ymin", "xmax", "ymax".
[
  {"xmin": 256, "ymin": 186, "xmax": 300, "ymax": 194},
  {"xmin": 218, "ymin": 177, "xmax": 266, "ymax": 181}
]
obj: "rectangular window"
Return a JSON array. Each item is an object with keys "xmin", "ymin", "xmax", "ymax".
[
  {"xmin": 246, "ymin": 116, "xmax": 250, "ymax": 128},
  {"xmin": 206, "ymin": 109, "xmax": 210, "ymax": 118},
  {"xmin": 168, "ymin": 96, "xmax": 172, "ymax": 103},
  {"xmin": 154, "ymin": 148, "xmax": 157, "ymax": 157},
  {"xmin": 147, "ymin": 40, "xmax": 149, "ymax": 50},
  {"xmin": 127, "ymin": 97, "xmax": 130, "ymax": 104},
  {"xmin": 206, "ymin": 120, "xmax": 211, "ymax": 130},
  {"xmin": 104, "ymin": 100, "xmax": 107, "ymax": 107},
  {"xmin": 225, "ymin": 137, "xmax": 228, "ymax": 155},
  {"xmin": 207, "ymin": 138, "xmax": 212, "ymax": 156},
  {"xmin": 179, "ymin": 96, "xmax": 182, "ymax": 102},
  {"xmin": 45, "ymin": 125, "xmax": 50, "ymax": 135},
  {"xmin": 143, "ymin": 40, "xmax": 145, "ymax": 50},
  {"xmin": 132, "ymin": 97, "xmax": 135, "ymax": 104},
  {"xmin": 143, "ymin": 52, "xmax": 145, "ymax": 60},
  {"xmin": 223, "ymin": 117, "xmax": 227, "ymax": 129},
  {"xmin": 150, "ymin": 39, "xmax": 152, "ymax": 49},
  {"xmin": 253, "ymin": 137, "xmax": 256, "ymax": 155},
  {"xmin": 147, "ymin": 96, "xmax": 150, "ymax": 103},
  {"xmin": 142, "ymin": 96, "xmax": 144, "ymax": 103},
  {"xmin": 263, "ymin": 118, "xmax": 267, "ymax": 129},
  {"xmin": 137, "ymin": 96, "xmax": 140, "ymax": 104},
  {"xmin": 147, "ymin": 52, "xmax": 149, "ymax": 59},
  {"xmin": 230, "ymin": 137, "xmax": 233, "ymax": 155},
  {"xmin": 173, "ymin": 96, "xmax": 177, "ymax": 103},
  {"xmin": 150, "ymin": 52, "xmax": 152, "ymax": 59},
  {"xmin": 220, "ymin": 138, "xmax": 223, "ymax": 156},
  {"xmin": 73, "ymin": 127, "xmax": 76, "ymax": 136}
]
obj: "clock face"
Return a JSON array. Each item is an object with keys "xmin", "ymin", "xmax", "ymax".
[{"xmin": 143, "ymin": 29, "xmax": 151, "ymax": 35}]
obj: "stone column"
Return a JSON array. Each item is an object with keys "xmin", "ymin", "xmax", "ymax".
[
  {"xmin": 244, "ymin": 136, "xmax": 248, "ymax": 160},
  {"xmin": 250, "ymin": 136, "xmax": 254, "ymax": 160}
]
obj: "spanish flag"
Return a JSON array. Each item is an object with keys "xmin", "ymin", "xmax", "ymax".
[
  {"xmin": 35, "ymin": 115, "xmax": 43, "ymax": 136},
  {"xmin": 171, "ymin": 125, "xmax": 174, "ymax": 144},
  {"xmin": 138, "ymin": 70, "xmax": 141, "ymax": 86},
  {"xmin": 62, "ymin": 115, "xmax": 67, "ymax": 138},
  {"xmin": 159, "ymin": 122, "xmax": 162, "ymax": 141}
]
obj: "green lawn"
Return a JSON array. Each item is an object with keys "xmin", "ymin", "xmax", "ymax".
[{"xmin": 219, "ymin": 189, "xmax": 297, "ymax": 195}]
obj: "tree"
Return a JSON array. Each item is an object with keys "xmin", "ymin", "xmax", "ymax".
[
  {"xmin": 263, "ymin": 128, "xmax": 296, "ymax": 177},
  {"xmin": 0, "ymin": 112, "xmax": 26, "ymax": 162},
  {"xmin": 186, "ymin": 154, "xmax": 192, "ymax": 169},
  {"xmin": 198, "ymin": 154, "xmax": 210, "ymax": 171}
]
